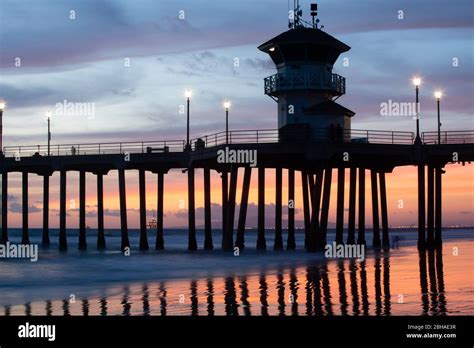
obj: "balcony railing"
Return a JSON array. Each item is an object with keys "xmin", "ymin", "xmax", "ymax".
[{"xmin": 264, "ymin": 72, "xmax": 346, "ymax": 96}]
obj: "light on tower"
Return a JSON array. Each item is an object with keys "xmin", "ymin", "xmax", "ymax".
[
  {"xmin": 185, "ymin": 89, "xmax": 192, "ymax": 99},
  {"xmin": 412, "ymin": 77, "xmax": 421, "ymax": 87},
  {"xmin": 434, "ymin": 91, "xmax": 442, "ymax": 100}
]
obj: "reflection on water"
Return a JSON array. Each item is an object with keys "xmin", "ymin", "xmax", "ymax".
[{"xmin": 0, "ymin": 248, "xmax": 456, "ymax": 316}]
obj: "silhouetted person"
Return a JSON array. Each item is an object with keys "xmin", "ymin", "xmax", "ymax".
[{"xmin": 71, "ymin": 146, "xmax": 76, "ymax": 155}]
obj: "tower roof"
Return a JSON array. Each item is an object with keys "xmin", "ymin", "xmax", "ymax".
[
  {"xmin": 258, "ymin": 27, "xmax": 350, "ymax": 54},
  {"xmin": 303, "ymin": 100, "xmax": 355, "ymax": 117}
]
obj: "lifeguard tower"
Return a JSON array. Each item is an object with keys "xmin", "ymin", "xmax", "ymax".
[{"xmin": 258, "ymin": 2, "xmax": 354, "ymax": 142}]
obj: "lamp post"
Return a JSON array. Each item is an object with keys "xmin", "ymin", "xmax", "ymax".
[
  {"xmin": 413, "ymin": 77, "xmax": 422, "ymax": 144},
  {"xmin": 0, "ymin": 101, "xmax": 5, "ymax": 154},
  {"xmin": 46, "ymin": 111, "xmax": 52, "ymax": 156},
  {"xmin": 434, "ymin": 91, "xmax": 442, "ymax": 144},
  {"xmin": 185, "ymin": 89, "xmax": 192, "ymax": 150},
  {"xmin": 224, "ymin": 101, "xmax": 231, "ymax": 144}
]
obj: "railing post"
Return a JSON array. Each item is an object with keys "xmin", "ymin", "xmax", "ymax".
[
  {"xmin": 142, "ymin": 142, "xmax": 144, "ymax": 153},
  {"xmin": 367, "ymin": 130, "xmax": 369, "ymax": 142},
  {"xmin": 120, "ymin": 143, "xmax": 122, "ymax": 154},
  {"xmin": 257, "ymin": 131, "xmax": 259, "ymax": 143},
  {"xmin": 392, "ymin": 132, "xmax": 394, "ymax": 144}
]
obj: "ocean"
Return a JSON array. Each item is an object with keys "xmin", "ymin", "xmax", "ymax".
[{"xmin": 0, "ymin": 228, "xmax": 472, "ymax": 316}]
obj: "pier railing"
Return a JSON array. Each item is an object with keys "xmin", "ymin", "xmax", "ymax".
[
  {"xmin": 422, "ymin": 130, "xmax": 474, "ymax": 144},
  {"xmin": 2, "ymin": 140, "xmax": 186, "ymax": 157},
  {"xmin": 6, "ymin": 129, "xmax": 474, "ymax": 158}
]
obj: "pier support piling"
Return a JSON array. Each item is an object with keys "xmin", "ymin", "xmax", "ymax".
[
  {"xmin": 274, "ymin": 167, "xmax": 283, "ymax": 251},
  {"xmin": 224, "ymin": 166, "xmax": 238, "ymax": 251},
  {"xmin": 417, "ymin": 165, "xmax": 426, "ymax": 250},
  {"xmin": 139, "ymin": 169, "xmax": 149, "ymax": 251},
  {"xmin": 347, "ymin": 167, "xmax": 357, "ymax": 245},
  {"xmin": 301, "ymin": 171, "xmax": 311, "ymax": 249},
  {"xmin": 1, "ymin": 172, "xmax": 8, "ymax": 243},
  {"xmin": 78, "ymin": 171, "xmax": 87, "ymax": 250},
  {"xmin": 335, "ymin": 167, "xmax": 345, "ymax": 245},
  {"xmin": 156, "ymin": 173, "xmax": 165, "ymax": 250},
  {"xmin": 42, "ymin": 175, "xmax": 50, "ymax": 246},
  {"xmin": 434, "ymin": 167, "xmax": 442, "ymax": 248},
  {"xmin": 379, "ymin": 172, "xmax": 390, "ymax": 250},
  {"xmin": 257, "ymin": 167, "xmax": 266, "ymax": 250},
  {"xmin": 187, "ymin": 168, "xmax": 197, "ymax": 251},
  {"xmin": 287, "ymin": 169, "xmax": 296, "ymax": 250},
  {"xmin": 426, "ymin": 166, "xmax": 435, "ymax": 248},
  {"xmin": 371, "ymin": 170, "xmax": 381, "ymax": 249},
  {"xmin": 221, "ymin": 170, "xmax": 228, "ymax": 249},
  {"xmin": 96, "ymin": 173, "xmax": 106, "ymax": 249},
  {"xmin": 236, "ymin": 167, "xmax": 251, "ymax": 250},
  {"xmin": 21, "ymin": 171, "xmax": 30, "ymax": 245},
  {"xmin": 357, "ymin": 168, "xmax": 366, "ymax": 245},
  {"xmin": 203, "ymin": 168, "xmax": 213, "ymax": 250},
  {"xmin": 59, "ymin": 171, "xmax": 67, "ymax": 251},
  {"xmin": 320, "ymin": 168, "xmax": 332, "ymax": 248},
  {"xmin": 310, "ymin": 170, "xmax": 323, "ymax": 251},
  {"xmin": 118, "ymin": 169, "xmax": 130, "ymax": 251}
]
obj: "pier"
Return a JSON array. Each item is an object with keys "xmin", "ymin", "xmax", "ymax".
[
  {"xmin": 1, "ymin": 2, "xmax": 473, "ymax": 254},
  {"xmin": 0, "ymin": 129, "xmax": 473, "ymax": 252}
]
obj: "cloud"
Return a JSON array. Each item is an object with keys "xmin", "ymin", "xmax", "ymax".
[{"xmin": 8, "ymin": 202, "xmax": 41, "ymax": 213}]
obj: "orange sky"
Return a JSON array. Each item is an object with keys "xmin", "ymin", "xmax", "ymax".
[{"xmin": 3, "ymin": 163, "xmax": 473, "ymax": 229}]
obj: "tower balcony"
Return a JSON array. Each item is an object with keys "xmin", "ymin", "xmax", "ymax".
[{"xmin": 264, "ymin": 72, "xmax": 346, "ymax": 96}]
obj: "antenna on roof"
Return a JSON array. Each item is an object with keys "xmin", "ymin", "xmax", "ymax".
[
  {"xmin": 310, "ymin": 3, "xmax": 323, "ymax": 29},
  {"xmin": 289, "ymin": 0, "xmax": 303, "ymax": 29}
]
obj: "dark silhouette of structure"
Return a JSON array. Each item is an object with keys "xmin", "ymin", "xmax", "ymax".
[{"xmin": 0, "ymin": 3, "xmax": 473, "ymax": 254}]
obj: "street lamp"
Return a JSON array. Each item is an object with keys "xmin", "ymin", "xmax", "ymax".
[
  {"xmin": 46, "ymin": 111, "xmax": 52, "ymax": 156},
  {"xmin": 0, "ymin": 101, "xmax": 6, "ymax": 155},
  {"xmin": 185, "ymin": 89, "xmax": 192, "ymax": 150},
  {"xmin": 224, "ymin": 101, "xmax": 231, "ymax": 144},
  {"xmin": 412, "ymin": 77, "xmax": 422, "ymax": 144},
  {"xmin": 434, "ymin": 91, "xmax": 442, "ymax": 144}
]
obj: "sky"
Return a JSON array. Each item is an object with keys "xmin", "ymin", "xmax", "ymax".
[{"xmin": 0, "ymin": 0, "xmax": 473, "ymax": 228}]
